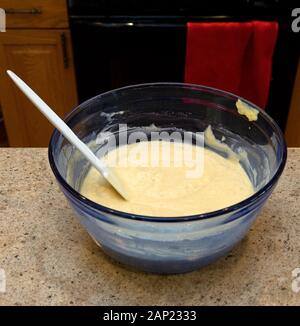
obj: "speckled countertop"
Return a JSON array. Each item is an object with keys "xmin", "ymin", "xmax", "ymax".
[{"xmin": 0, "ymin": 148, "xmax": 300, "ymax": 306}]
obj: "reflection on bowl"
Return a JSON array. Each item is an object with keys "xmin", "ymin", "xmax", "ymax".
[{"xmin": 48, "ymin": 83, "xmax": 287, "ymax": 274}]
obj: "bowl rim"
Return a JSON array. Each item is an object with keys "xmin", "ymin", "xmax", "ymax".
[{"xmin": 48, "ymin": 82, "xmax": 287, "ymax": 223}]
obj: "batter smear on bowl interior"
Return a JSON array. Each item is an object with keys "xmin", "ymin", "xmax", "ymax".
[{"xmin": 80, "ymin": 139, "xmax": 254, "ymax": 217}]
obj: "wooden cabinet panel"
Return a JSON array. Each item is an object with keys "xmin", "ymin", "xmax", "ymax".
[
  {"xmin": 0, "ymin": 30, "xmax": 77, "ymax": 146},
  {"xmin": 285, "ymin": 58, "xmax": 300, "ymax": 147},
  {"xmin": 0, "ymin": 0, "xmax": 69, "ymax": 28}
]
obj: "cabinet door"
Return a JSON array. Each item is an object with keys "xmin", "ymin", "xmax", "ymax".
[
  {"xmin": 0, "ymin": 30, "xmax": 78, "ymax": 146},
  {"xmin": 285, "ymin": 58, "xmax": 300, "ymax": 147},
  {"xmin": 0, "ymin": 0, "xmax": 69, "ymax": 28}
]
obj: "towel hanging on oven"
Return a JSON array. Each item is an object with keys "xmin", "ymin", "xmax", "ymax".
[{"xmin": 184, "ymin": 21, "xmax": 278, "ymax": 109}]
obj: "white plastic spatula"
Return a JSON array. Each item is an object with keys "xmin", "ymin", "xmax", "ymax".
[{"xmin": 7, "ymin": 70, "xmax": 129, "ymax": 200}]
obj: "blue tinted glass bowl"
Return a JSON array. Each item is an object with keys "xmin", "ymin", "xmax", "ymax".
[{"xmin": 48, "ymin": 83, "xmax": 287, "ymax": 274}]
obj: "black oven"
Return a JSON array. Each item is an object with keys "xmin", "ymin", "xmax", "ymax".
[{"xmin": 68, "ymin": 0, "xmax": 299, "ymax": 131}]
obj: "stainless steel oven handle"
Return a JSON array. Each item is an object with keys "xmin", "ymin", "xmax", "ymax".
[
  {"xmin": 75, "ymin": 21, "xmax": 186, "ymax": 28},
  {"xmin": 72, "ymin": 15, "xmax": 236, "ymax": 28}
]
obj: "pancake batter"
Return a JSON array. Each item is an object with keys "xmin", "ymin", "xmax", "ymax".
[
  {"xmin": 80, "ymin": 141, "xmax": 254, "ymax": 217},
  {"xmin": 236, "ymin": 99, "xmax": 259, "ymax": 121}
]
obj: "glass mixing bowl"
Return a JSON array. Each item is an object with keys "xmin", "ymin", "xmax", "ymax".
[{"xmin": 48, "ymin": 83, "xmax": 287, "ymax": 274}]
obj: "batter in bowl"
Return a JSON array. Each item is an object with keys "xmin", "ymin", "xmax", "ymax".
[{"xmin": 80, "ymin": 140, "xmax": 254, "ymax": 217}]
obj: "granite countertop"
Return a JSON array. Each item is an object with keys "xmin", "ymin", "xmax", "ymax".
[{"xmin": 0, "ymin": 148, "xmax": 300, "ymax": 306}]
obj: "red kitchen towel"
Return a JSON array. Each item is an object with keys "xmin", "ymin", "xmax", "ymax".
[{"xmin": 184, "ymin": 21, "xmax": 278, "ymax": 109}]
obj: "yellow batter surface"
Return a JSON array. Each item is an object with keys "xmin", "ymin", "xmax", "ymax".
[{"xmin": 80, "ymin": 141, "xmax": 254, "ymax": 217}]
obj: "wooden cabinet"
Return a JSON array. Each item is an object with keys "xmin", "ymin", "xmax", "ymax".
[
  {"xmin": 285, "ymin": 58, "xmax": 300, "ymax": 147},
  {"xmin": 0, "ymin": 0, "xmax": 68, "ymax": 29},
  {"xmin": 0, "ymin": 1, "xmax": 78, "ymax": 147}
]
